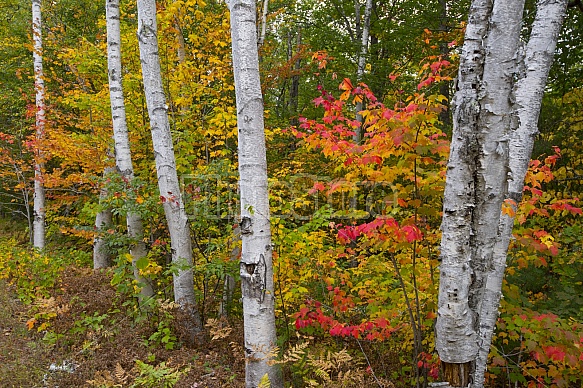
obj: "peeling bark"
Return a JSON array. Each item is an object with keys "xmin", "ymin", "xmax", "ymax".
[
  {"xmin": 436, "ymin": 0, "xmax": 568, "ymax": 386},
  {"xmin": 227, "ymin": 0, "xmax": 282, "ymax": 386},
  {"xmin": 436, "ymin": 0, "xmax": 493, "ymax": 366},
  {"xmin": 473, "ymin": 0, "xmax": 568, "ymax": 384}
]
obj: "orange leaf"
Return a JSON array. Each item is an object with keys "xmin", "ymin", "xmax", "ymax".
[
  {"xmin": 339, "ymin": 78, "xmax": 353, "ymax": 91},
  {"xmin": 26, "ymin": 318, "xmax": 37, "ymax": 330}
]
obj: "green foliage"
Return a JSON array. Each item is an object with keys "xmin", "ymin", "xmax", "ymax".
[
  {"xmin": 0, "ymin": 237, "xmax": 81, "ymax": 303},
  {"xmin": 145, "ymin": 321, "xmax": 178, "ymax": 350},
  {"xmin": 131, "ymin": 360, "xmax": 188, "ymax": 388},
  {"xmin": 0, "ymin": 0, "xmax": 582, "ymax": 386},
  {"xmin": 143, "ymin": 301, "xmax": 179, "ymax": 351},
  {"xmin": 72, "ymin": 311, "xmax": 110, "ymax": 335}
]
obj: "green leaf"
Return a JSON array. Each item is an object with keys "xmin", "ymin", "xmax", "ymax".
[{"xmin": 136, "ymin": 256, "xmax": 149, "ymax": 270}]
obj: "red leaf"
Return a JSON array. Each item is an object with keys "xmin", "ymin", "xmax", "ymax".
[{"xmin": 544, "ymin": 346, "xmax": 566, "ymax": 362}]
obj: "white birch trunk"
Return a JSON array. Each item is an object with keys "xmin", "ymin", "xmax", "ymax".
[
  {"xmin": 94, "ymin": 167, "xmax": 114, "ymax": 269},
  {"xmin": 436, "ymin": 0, "xmax": 567, "ymax": 386},
  {"xmin": 464, "ymin": 0, "xmax": 526, "ymax": 382},
  {"xmin": 137, "ymin": 0, "xmax": 202, "ymax": 336},
  {"xmin": 353, "ymin": 0, "xmax": 372, "ymax": 143},
  {"xmin": 258, "ymin": 0, "xmax": 269, "ymax": 48},
  {"xmin": 106, "ymin": 0, "xmax": 154, "ymax": 298},
  {"xmin": 436, "ymin": 0, "xmax": 493, "ymax": 376},
  {"xmin": 227, "ymin": 1, "xmax": 283, "ymax": 386},
  {"xmin": 32, "ymin": 0, "xmax": 46, "ymax": 250},
  {"xmin": 473, "ymin": 0, "xmax": 568, "ymax": 384}
]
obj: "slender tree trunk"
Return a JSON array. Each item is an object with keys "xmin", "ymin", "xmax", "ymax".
[
  {"xmin": 437, "ymin": 0, "xmax": 451, "ymax": 129},
  {"xmin": 219, "ymin": 229, "xmax": 240, "ymax": 317},
  {"xmin": 137, "ymin": 0, "xmax": 202, "ymax": 337},
  {"xmin": 94, "ymin": 167, "xmax": 114, "ymax": 269},
  {"xmin": 289, "ymin": 28, "xmax": 301, "ymax": 127},
  {"xmin": 227, "ymin": 1, "xmax": 283, "ymax": 386},
  {"xmin": 106, "ymin": 0, "xmax": 154, "ymax": 298},
  {"xmin": 435, "ymin": 0, "xmax": 568, "ymax": 386},
  {"xmin": 258, "ymin": 0, "xmax": 269, "ymax": 48},
  {"xmin": 32, "ymin": 0, "xmax": 46, "ymax": 250},
  {"xmin": 353, "ymin": 0, "xmax": 372, "ymax": 143}
]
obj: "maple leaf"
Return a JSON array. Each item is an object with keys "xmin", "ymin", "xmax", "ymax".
[
  {"xmin": 339, "ymin": 78, "xmax": 353, "ymax": 91},
  {"xmin": 544, "ymin": 346, "xmax": 566, "ymax": 362}
]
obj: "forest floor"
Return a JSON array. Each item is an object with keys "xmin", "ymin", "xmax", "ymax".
[
  {"xmin": 0, "ymin": 279, "xmax": 51, "ymax": 386},
  {"xmin": 0, "ymin": 268, "xmax": 246, "ymax": 387}
]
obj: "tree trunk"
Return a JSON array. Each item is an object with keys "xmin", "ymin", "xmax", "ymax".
[
  {"xmin": 227, "ymin": 0, "xmax": 283, "ymax": 386},
  {"xmin": 220, "ymin": 228, "xmax": 241, "ymax": 318},
  {"xmin": 137, "ymin": 0, "xmax": 202, "ymax": 337},
  {"xmin": 289, "ymin": 28, "xmax": 301, "ymax": 127},
  {"xmin": 353, "ymin": 0, "xmax": 373, "ymax": 143},
  {"xmin": 106, "ymin": 0, "xmax": 154, "ymax": 298},
  {"xmin": 258, "ymin": 0, "xmax": 269, "ymax": 48},
  {"xmin": 437, "ymin": 0, "xmax": 451, "ymax": 129},
  {"xmin": 32, "ymin": 0, "xmax": 46, "ymax": 250},
  {"xmin": 94, "ymin": 167, "xmax": 114, "ymax": 269},
  {"xmin": 436, "ymin": 0, "xmax": 568, "ymax": 386},
  {"xmin": 473, "ymin": 0, "xmax": 568, "ymax": 384}
]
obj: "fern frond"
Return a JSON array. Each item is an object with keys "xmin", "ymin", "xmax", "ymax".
[
  {"xmin": 314, "ymin": 367, "xmax": 331, "ymax": 382},
  {"xmin": 258, "ymin": 373, "xmax": 271, "ymax": 388},
  {"xmin": 114, "ymin": 362, "xmax": 127, "ymax": 383}
]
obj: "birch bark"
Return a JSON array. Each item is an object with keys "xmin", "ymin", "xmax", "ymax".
[
  {"xmin": 436, "ymin": 1, "xmax": 493, "ymax": 378},
  {"xmin": 436, "ymin": 0, "xmax": 568, "ymax": 386},
  {"xmin": 227, "ymin": 0, "xmax": 283, "ymax": 386},
  {"xmin": 289, "ymin": 29, "xmax": 301, "ymax": 126},
  {"xmin": 32, "ymin": 0, "xmax": 46, "ymax": 250},
  {"xmin": 137, "ymin": 0, "xmax": 202, "ymax": 335},
  {"xmin": 105, "ymin": 0, "xmax": 154, "ymax": 298},
  {"xmin": 353, "ymin": 0, "xmax": 372, "ymax": 143},
  {"xmin": 94, "ymin": 167, "xmax": 114, "ymax": 269},
  {"xmin": 258, "ymin": 0, "xmax": 269, "ymax": 48},
  {"xmin": 473, "ymin": 0, "xmax": 568, "ymax": 384}
]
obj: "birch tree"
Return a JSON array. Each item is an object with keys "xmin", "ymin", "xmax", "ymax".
[
  {"xmin": 93, "ymin": 166, "xmax": 114, "ymax": 269},
  {"xmin": 102, "ymin": 0, "xmax": 155, "ymax": 298},
  {"xmin": 32, "ymin": 0, "xmax": 45, "ymax": 249},
  {"xmin": 353, "ymin": 0, "xmax": 372, "ymax": 143},
  {"xmin": 435, "ymin": 0, "xmax": 568, "ymax": 386},
  {"xmin": 227, "ymin": 0, "xmax": 283, "ymax": 386},
  {"xmin": 136, "ymin": 0, "xmax": 202, "ymax": 337}
]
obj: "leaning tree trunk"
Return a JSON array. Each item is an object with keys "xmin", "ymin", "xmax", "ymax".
[
  {"xmin": 105, "ymin": 0, "xmax": 154, "ymax": 298},
  {"xmin": 227, "ymin": 0, "xmax": 283, "ymax": 386},
  {"xmin": 32, "ymin": 0, "xmax": 46, "ymax": 250},
  {"xmin": 435, "ymin": 0, "xmax": 568, "ymax": 386},
  {"xmin": 137, "ymin": 0, "xmax": 202, "ymax": 338}
]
